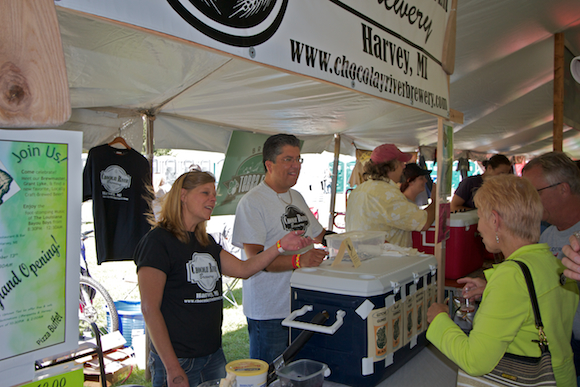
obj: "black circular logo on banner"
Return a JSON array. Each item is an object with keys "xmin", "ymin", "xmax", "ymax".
[{"xmin": 167, "ymin": 0, "xmax": 289, "ymax": 47}]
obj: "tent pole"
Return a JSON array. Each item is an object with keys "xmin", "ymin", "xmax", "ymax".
[
  {"xmin": 145, "ymin": 113, "xmax": 155, "ymax": 170},
  {"xmin": 553, "ymin": 32, "xmax": 564, "ymax": 152},
  {"xmin": 327, "ymin": 134, "xmax": 341, "ymax": 231},
  {"xmin": 143, "ymin": 112, "xmax": 154, "ymax": 382}
]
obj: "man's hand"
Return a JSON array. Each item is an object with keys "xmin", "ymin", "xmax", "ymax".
[
  {"xmin": 563, "ymin": 233, "xmax": 580, "ymax": 281},
  {"xmin": 299, "ymin": 247, "xmax": 326, "ymax": 267},
  {"xmin": 279, "ymin": 230, "xmax": 314, "ymax": 252}
]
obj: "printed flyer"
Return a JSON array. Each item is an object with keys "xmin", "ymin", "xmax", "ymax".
[{"xmin": 0, "ymin": 130, "xmax": 81, "ymax": 386}]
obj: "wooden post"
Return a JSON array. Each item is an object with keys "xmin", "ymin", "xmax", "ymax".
[
  {"xmin": 435, "ymin": 117, "xmax": 446, "ymax": 304},
  {"xmin": 0, "ymin": 0, "xmax": 70, "ymax": 127},
  {"xmin": 553, "ymin": 33, "xmax": 564, "ymax": 152},
  {"xmin": 327, "ymin": 134, "xmax": 341, "ymax": 231}
]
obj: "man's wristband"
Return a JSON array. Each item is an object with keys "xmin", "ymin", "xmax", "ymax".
[
  {"xmin": 292, "ymin": 254, "xmax": 301, "ymax": 269},
  {"xmin": 276, "ymin": 240, "xmax": 285, "ymax": 254}
]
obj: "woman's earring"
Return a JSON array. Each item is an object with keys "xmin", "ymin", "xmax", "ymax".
[{"xmin": 495, "ymin": 234, "xmax": 500, "ymax": 244}]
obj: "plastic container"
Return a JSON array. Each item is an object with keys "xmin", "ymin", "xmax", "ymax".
[
  {"xmin": 113, "ymin": 300, "xmax": 145, "ymax": 348},
  {"xmin": 325, "ymin": 231, "xmax": 386, "ymax": 261},
  {"xmin": 276, "ymin": 359, "xmax": 330, "ymax": 387},
  {"xmin": 225, "ymin": 359, "xmax": 268, "ymax": 387},
  {"xmin": 197, "ymin": 379, "xmax": 232, "ymax": 387}
]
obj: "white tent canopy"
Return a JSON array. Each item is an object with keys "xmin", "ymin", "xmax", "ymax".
[{"xmin": 51, "ymin": 0, "xmax": 580, "ymax": 158}]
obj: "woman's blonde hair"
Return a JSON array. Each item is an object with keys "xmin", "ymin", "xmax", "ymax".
[
  {"xmin": 153, "ymin": 170, "xmax": 215, "ymax": 246},
  {"xmin": 473, "ymin": 174, "xmax": 543, "ymax": 242}
]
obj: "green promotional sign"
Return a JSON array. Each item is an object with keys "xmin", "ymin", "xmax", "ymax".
[
  {"xmin": 441, "ymin": 123, "xmax": 454, "ymax": 196},
  {"xmin": 0, "ymin": 140, "xmax": 69, "ymax": 359},
  {"xmin": 213, "ymin": 131, "xmax": 269, "ymax": 215}
]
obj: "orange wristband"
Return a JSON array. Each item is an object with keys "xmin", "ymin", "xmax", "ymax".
[
  {"xmin": 292, "ymin": 254, "xmax": 301, "ymax": 269},
  {"xmin": 276, "ymin": 240, "xmax": 285, "ymax": 253}
]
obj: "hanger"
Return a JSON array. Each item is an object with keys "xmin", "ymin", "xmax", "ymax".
[
  {"xmin": 108, "ymin": 136, "xmax": 130, "ymax": 149},
  {"xmin": 108, "ymin": 120, "xmax": 132, "ymax": 149}
]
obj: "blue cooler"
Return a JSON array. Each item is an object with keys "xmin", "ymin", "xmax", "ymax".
[
  {"xmin": 286, "ymin": 254, "xmax": 437, "ymax": 387},
  {"xmin": 114, "ymin": 300, "xmax": 145, "ymax": 348}
]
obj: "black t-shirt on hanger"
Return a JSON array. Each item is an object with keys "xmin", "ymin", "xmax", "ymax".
[{"xmin": 83, "ymin": 144, "xmax": 152, "ymax": 264}]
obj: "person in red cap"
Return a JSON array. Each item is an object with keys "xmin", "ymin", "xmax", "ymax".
[{"xmin": 345, "ymin": 144, "xmax": 436, "ymax": 247}]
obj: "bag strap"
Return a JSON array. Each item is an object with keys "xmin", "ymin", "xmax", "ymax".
[
  {"xmin": 512, "ymin": 260, "xmax": 550, "ymax": 349},
  {"xmin": 512, "ymin": 260, "xmax": 543, "ymax": 328}
]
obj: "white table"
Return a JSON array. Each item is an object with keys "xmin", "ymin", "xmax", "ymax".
[{"xmin": 321, "ymin": 344, "xmax": 458, "ymax": 387}]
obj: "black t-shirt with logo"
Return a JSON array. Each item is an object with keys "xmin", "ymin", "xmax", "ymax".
[
  {"xmin": 83, "ymin": 144, "xmax": 152, "ymax": 263},
  {"xmin": 135, "ymin": 227, "xmax": 223, "ymax": 358}
]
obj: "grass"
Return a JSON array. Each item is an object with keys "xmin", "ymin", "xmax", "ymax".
[{"xmin": 221, "ymin": 287, "xmax": 250, "ymax": 363}]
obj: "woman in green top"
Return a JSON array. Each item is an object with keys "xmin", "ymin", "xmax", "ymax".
[{"xmin": 427, "ymin": 174, "xmax": 579, "ymax": 386}]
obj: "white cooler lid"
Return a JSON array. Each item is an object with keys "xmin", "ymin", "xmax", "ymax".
[
  {"xmin": 449, "ymin": 210, "xmax": 479, "ymax": 227},
  {"xmin": 290, "ymin": 254, "xmax": 437, "ymax": 297}
]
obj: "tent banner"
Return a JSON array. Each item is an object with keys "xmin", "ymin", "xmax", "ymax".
[
  {"xmin": 213, "ymin": 131, "xmax": 269, "ymax": 216},
  {"xmin": 57, "ymin": 0, "xmax": 451, "ymax": 117}
]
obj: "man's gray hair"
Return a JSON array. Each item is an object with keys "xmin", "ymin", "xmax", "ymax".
[
  {"xmin": 523, "ymin": 151, "xmax": 580, "ymax": 195},
  {"xmin": 262, "ymin": 134, "xmax": 300, "ymax": 170}
]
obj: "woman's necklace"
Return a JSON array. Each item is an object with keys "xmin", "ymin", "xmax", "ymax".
[{"xmin": 277, "ymin": 190, "xmax": 293, "ymax": 205}]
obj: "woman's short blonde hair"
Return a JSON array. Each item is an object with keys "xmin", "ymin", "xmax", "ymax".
[
  {"xmin": 473, "ymin": 174, "xmax": 543, "ymax": 242},
  {"xmin": 154, "ymin": 170, "xmax": 215, "ymax": 246}
]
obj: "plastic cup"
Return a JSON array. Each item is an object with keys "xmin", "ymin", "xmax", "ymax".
[{"xmin": 457, "ymin": 288, "xmax": 475, "ymax": 313}]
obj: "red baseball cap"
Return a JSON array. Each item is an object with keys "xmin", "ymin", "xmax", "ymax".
[{"xmin": 370, "ymin": 144, "xmax": 412, "ymax": 164}]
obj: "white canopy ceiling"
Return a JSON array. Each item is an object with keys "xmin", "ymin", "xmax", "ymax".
[{"xmin": 51, "ymin": 1, "xmax": 580, "ymax": 158}]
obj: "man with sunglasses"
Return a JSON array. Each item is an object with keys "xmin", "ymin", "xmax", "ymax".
[
  {"xmin": 522, "ymin": 151, "xmax": 580, "ymax": 376},
  {"xmin": 232, "ymin": 134, "xmax": 326, "ymax": 364}
]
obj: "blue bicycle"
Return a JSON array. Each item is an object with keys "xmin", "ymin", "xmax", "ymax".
[{"xmin": 79, "ymin": 230, "xmax": 119, "ymax": 338}]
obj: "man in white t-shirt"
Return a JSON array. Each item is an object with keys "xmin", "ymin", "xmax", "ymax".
[
  {"xmin": 522, "ymin": 151, "xmax": 580, "ymax": 376},
  {"xmin": 232, "ymin": 134, "xmax": 326, "ymax": 364}
]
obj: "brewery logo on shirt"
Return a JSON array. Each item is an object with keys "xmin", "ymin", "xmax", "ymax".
[
  {"xmin": 281, "ymin": 204, "xmax": 309, "ymax": 232},
  {"xmin": 186, "ymin": 252, "xmax": 220, "ymax": 293},
  {"xmin": 166, "ymin": 0, "xmax": 288, "ymax": 47},
  {"xmin": 100, "ymin": 165, "xmax": 131, "ymax": 194}
]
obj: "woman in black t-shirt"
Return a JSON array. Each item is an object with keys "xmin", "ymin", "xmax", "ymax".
[{"xmin": 135, "ymin": 171, "xmax": 312, "ymax": 387}]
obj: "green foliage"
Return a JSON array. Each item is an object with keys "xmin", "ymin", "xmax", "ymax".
[{"xmin": 154, "ymin": 148, "xmax": 173, "ymax": 156}]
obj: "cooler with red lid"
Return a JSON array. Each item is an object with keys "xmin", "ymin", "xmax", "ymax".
[{"xmin": 412, "ymin": 210, "xmax": 484, "ymax": 279}]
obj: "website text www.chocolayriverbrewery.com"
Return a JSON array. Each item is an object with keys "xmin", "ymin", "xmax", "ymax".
[{"xmin": 288, "ymin": 26, "xmax": 448, "ymax": 111}]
